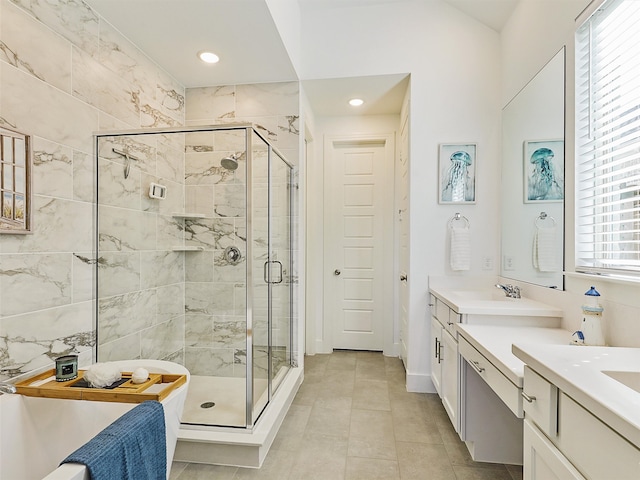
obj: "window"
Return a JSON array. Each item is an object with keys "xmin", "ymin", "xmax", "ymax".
[
  {"xmin": 576, "ymin": 0, "xmax": 640, "ymax": 275},
  {"xmin": 0, "ymin": 127, "xmax": 31, "ymax": 234}
]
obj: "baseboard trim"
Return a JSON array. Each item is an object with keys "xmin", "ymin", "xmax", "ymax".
[{"xmin": 406, "ymin": 371, "xmax": 437, "ymax": 393}]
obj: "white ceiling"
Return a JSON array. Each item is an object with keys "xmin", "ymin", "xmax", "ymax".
[
  {"xmin": 85, "ymin": 0, "xmax": 517, "ymax": 117},
  {"xmin": 84, "ymin": 0, "xmax": 298, "ymax": 88},
  {"xmin": 302, "ymin": 74, "xmax": 411, "ymax": 116},
  {"xmin": 443, "ymin": 0, "xmax": 518, "ymax": 32}
]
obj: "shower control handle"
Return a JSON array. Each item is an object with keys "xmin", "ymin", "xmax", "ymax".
[{"xmin": 334, "ymin": 269, "xmax": 341, "ymax": 276}]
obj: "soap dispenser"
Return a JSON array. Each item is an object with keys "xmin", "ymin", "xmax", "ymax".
[{"xmin": 580, "ymin": 286, "xmax": 605, "ymax": 346}]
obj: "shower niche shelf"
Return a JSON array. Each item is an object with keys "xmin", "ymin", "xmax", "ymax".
[
  {"xmin": 172, "ymin": 246, "xmax": 204, "ymax": 252},
  {"xmin": 172, "ymin": 213, "xmax": 209, "ymax": 219}
]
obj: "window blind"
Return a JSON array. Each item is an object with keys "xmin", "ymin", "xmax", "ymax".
[{"xmin": 576, "ymin": 0, "xmax": 640, "ymax": 275}]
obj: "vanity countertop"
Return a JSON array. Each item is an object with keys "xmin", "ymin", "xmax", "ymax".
[
  {"xmin": 513, "ymin": 343, "xmax": 640, "ymax": 449},
  {"xmin": 455, "ymin": 324, "xmax": 573, "ymax": 387},
  {"xmin": 430, "ymin": 286, "xmax": 563, "ymax": 317}
]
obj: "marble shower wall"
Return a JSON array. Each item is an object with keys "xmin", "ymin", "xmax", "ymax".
[
  {"xmin": 96, "ymin": 133, "xmax": 186, "ymax": 363},
  {"xmin": 184, "ymin": 83, "xmax": 299, "ymax": 377},
  {"xmin": 0, "ymin": 0, "xmax": 185, "ymax": 381}
]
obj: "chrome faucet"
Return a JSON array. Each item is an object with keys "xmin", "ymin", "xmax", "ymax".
[
  {"xmin": 495, "ymin": 283, "xmax": 521, "ymax": 298},
  {"xmin": 0, "ymin": 382, "xmax": 17, "ymax": 394}
]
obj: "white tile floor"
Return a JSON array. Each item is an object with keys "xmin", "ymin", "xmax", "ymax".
[{"xmin": 170, "ymin": 351, "xmax": 524, "ymax": 480}]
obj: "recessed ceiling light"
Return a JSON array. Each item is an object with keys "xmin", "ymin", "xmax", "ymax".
[
  {"xmin": 198, "ymin": 51, "xmax": 220, "ymax": 64},
  {"xmin": 349, "ymin": 98, "xmax": 364, "ymax": 107}
]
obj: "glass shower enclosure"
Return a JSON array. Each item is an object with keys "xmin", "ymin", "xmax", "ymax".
[{"xmin": 94, "ymin": 124, "xmax": 293, "ymax": 429}]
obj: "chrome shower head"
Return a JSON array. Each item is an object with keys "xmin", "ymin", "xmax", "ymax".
[{"xmin": 221, "ymin": 154, "xmax": 239, "ymax": 171}]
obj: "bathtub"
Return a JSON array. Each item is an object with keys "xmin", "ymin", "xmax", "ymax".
[{"xmin": 0, "ymin": 359, "xmax": 189, "ymax": 480}]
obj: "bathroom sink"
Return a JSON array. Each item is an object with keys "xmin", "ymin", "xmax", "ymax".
[
  {"xmin": 430, "ymin": 286, "xmax": 563, "ymax": 318},
  {"xmin": 602, "ymin": 370, "xmax": 640, "ymax": 394},
  {"xmin": 449, "ymin": 290, "xmax": 514, "ymax": 301}
]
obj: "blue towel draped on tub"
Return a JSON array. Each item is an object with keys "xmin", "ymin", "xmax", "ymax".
[{"xmin": 61, "ymin": 400, "xmax": 166, "ymax": 480}]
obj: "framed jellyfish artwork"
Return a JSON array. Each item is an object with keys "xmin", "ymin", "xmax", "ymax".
[
  {"xmin": 523, "ymin": 139, "xmax": 564, "ymax": 203},
  {"xmin": 438, "ymin": 143, "xmax": 476, "ymax": 204}
]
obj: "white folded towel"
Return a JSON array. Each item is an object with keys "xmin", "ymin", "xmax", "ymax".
[
  {"xmin": 450, "ymin": 226, "xmax": 471, "ymax": 271},
  {"xmin": 533, "ymin": 225, "xmax": 557, "ymax": 272}
]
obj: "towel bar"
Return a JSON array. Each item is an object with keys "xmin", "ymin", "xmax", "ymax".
[
  {"xmin": 448, "ymin": 212, "xmax": 470, "ymax": 229},
  {"xmin": 535, "ymin": 211, "xmax": 556, "ymax": 227}
]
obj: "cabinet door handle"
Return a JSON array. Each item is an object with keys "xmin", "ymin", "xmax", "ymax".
[
  {"xmin": 522, "ymin": 392, "xmax": 537, "ymax": 403},
  {"xmin": 434, "ymin": 338, "xmax": 440, "ymax": 359},
  {"xmin": 469, "ymin": 360, "xmax": 484, "ymax": 374},
  {"xmin": 438, "ymin": 343, "xmax": 443, "ymax": 364}
]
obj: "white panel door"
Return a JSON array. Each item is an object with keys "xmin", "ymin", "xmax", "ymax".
[{"xmin": 325, "ymin": 138, "xmax": 392, "ymax": 351}]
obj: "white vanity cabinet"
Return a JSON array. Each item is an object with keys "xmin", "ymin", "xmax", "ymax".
[
  {"xmin": 522, "ymin": 365, "xmax": 640, "ymax": 480},
  {"xmin": 523, "ymin": 420, "xmax": 585, "ymax": 480},
  {"xmin": 430, "ymin": 315, "xmax": 443, "ymax": 395},
  {"xmin": 428, "ymin": 287, "xmax": 563, "ymax": 443},
  {"xmin": 446, "ymin": 322, "xmax": 570, "ymax": 465},
  {"xmin": 440, "ymin": 326, "xmax": 458, "ymax": 427},
  {"xmin": 429, "ymin": 294, "xmax": 460, "ymax": 431}
]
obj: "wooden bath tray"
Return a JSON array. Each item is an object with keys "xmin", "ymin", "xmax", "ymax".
[{"xmin": 15, "ymin": 369, "xmax": 187, "ymax": 404}]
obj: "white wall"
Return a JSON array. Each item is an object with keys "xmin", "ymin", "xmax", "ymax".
[
  {"xmin": 299, "ymin": 0, "xmax": 502, "ymax": 391},
  {"xmin": 501, "ymin": 0, "xmax": 588, "ymax": 107},
  {"xmin": 265, "ymin": 0, "xmax": 302, "ymax": 76}
]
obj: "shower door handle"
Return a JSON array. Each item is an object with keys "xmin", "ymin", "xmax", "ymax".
[
  {"xmin": 273, "ymin": 261, "xmax": 283, "ymax": 284},
  {"xmin": 263, "ymin": 261, "xmax": 283, "ymax": 284}
]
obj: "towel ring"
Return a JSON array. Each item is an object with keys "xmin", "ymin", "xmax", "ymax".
[
  {"xmin": 448, "ymin": 212, "xmax": 470, "ymax": 229},
  {"xmin": 535, "ymin": 211, "xmax": 556, "ymax": 228}
]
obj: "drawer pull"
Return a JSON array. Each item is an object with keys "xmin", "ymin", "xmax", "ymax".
[
  {"xmin": 522, "ymin": 392, "xmax": 537, "ymax": 403},
  {"xmin": 470, "ymin": 360, "xmax": 485, "ymax": 374},
  {"xmin": 447, "ymin": 321, "xmax": 454, "ymax": 326}
]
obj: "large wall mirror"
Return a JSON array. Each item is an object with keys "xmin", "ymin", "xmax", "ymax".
[{"xmin": 501, "ymin": 47, "xmax": 565, "ymax": 289}]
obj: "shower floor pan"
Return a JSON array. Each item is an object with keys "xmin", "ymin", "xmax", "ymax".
[{"xmin": 175, "ymin": 366, "xmax": 303, "ymax": 468}]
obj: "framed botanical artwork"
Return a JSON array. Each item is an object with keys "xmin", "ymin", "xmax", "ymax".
[
  {"xmin": 523, "ymin": 139, "xmax": 564, "ymax": 203},
  {"xmin": 1, "ymin": 127, "xmax": 32, "ymax": 234},
  {"xmin": 439, "ymin": 143, "xmax": 476, "ymax": 204}
]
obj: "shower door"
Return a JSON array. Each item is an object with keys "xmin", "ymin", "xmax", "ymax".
[
  {"xmin": 248, "ymin": 133, "xmax": 292, "ymax": 425},
  {"xmin": 270, "ymin": 150, "xmax": 292, "ymax": 391},
  {"xmin": 95, "ymin": 125, "xmax": 291, "ymax": 430},
  {"xmin": 249, "ymin": 131, "xmax": 270, "ymax": 424}
]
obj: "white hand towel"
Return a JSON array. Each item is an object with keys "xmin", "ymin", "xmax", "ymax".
[
  {"xmin": 450, "ymin": 226, "xmax": 471, "ymax": 271},
  {"xmin": 533, "ymin": 225, "xmax": 557, "ymax": 272}
]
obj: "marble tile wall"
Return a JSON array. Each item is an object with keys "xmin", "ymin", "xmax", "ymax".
[
  {"xmin": 0, "ymin": 0, "xmax": 185, "ymax": 381},
  {"xmin": 95, "ymin": 133, "xmax": 186, "ymax": 363},
  {"xmin": 184, "ymin": 83, "xmax": 300, "ymax": 377},
  {"xmin": 0, "ymin": 0, "xmax": 299, "ymax": 383}
]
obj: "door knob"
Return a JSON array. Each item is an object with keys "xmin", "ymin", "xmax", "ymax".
[{"xmin": 334, "ymin": 269, "xmax": 341, "ymax": 276}]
